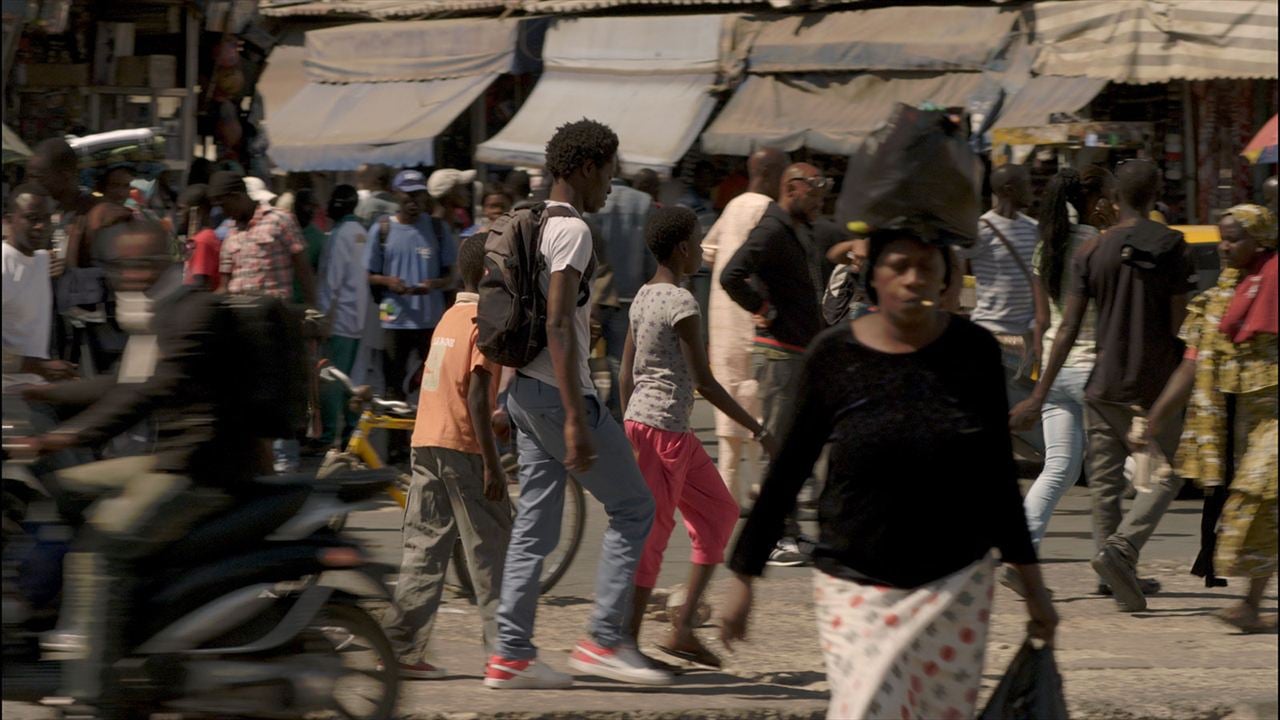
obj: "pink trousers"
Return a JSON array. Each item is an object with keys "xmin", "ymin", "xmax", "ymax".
[{"xmin": 625, "ymin": 421, "xmax": 740, "ymax": 589}]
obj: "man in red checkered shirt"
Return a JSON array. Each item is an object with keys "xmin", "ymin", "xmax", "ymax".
[
  {"xmin": 210, "ymin": 171, "xmax": 316, "ymax": 304},
  {"xmin": 209, "ymin": 171, "xmax": 316, "ymax": 473}
]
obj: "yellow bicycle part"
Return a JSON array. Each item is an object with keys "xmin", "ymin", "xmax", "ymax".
[{"xmin": 344, "ymin": 410, "xmax": 415, "ymax": 507}]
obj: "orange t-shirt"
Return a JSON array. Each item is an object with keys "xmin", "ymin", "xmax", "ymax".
[{"xmin": 410, "ymin": 296, "xmax": 501, "ymax": 454}]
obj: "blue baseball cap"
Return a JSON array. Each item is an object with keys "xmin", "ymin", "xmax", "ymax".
[{"xmin": 393, "ymin": 169, "xmax": 428, "ymax": 193}]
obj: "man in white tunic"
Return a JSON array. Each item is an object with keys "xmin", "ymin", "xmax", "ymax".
[{"xmin": 702, "ymin": 148, "xmax": 787, "ymax": 510}]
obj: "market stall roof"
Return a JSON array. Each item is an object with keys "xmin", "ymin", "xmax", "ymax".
[
  {"xmin": 700, "ymin": 72, "xmax": 986, "ymax": 156},
  {"xmin": 259, "ymin": 0, "xmax": 509, "ymax": 18},
  {"xmin": 992, "ymin": 75, "xmax": 1108, "ymax": 129},
  {"xmin": 745, "ymin": 5, "xmax": 1020, "ymax": 74},
  {"xmin": 475, "ymin": 14, "xmax": 729, "ymax": 176},
  {"xmin": 266, "ymin": 75, "xmax": 493, "ymax": 171},
  {"xmin": 1031, "ymin": 0, "xmax": 1279, "ymax": 84},
  {"xmin": 265, "ymin": 18, "xmax": 519, "ymax": 171}
]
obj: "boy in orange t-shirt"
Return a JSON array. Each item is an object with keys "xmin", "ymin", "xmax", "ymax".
[{"xmin": 382, "ymin": 234, "xmax": 510, "ymax": 679}]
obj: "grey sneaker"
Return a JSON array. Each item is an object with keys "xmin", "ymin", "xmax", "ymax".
[
  {"xmin": 1091, "ymin": 547, "xmax": 1147, "ymax": 612},
  {"xmin": 766, "ymin": 537, "xmax": 811, "ymax": 567}
]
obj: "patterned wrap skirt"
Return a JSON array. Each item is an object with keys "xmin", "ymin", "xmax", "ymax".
[
  {"xmin": 1216, "ymin": 389, "xmax": 1279, "ymax": 580},
  {"xmin": 814, "ymin": 554, "xmax": 996, "ymax": 720}
]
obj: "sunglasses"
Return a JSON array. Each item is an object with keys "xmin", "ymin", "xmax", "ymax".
[{"xmin": 788, "ymin": 175, "xmax": 831, "ymax": 191}]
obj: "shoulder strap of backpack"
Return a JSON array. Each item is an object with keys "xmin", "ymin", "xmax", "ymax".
[{"xmin": 980, "ymin": 217, "xmax": 1036, "ymax": 289}]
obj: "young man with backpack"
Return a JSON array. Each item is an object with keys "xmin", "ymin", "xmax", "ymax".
[{"xmin": 480, "ymin": 119, "xmax": 668, "ymax": 688}]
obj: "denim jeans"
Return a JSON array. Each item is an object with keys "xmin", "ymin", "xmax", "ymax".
[
  {"xmin": 496, "ymin": 375, "xmax": 655, "ymax": 660},
  {"xmin": 999, "ymin": 344, "xmax": 1044, "ymax": 456},
  {"xmin": 1023, "ymin": 365, "xmax": 1090, "ymax": 546}
]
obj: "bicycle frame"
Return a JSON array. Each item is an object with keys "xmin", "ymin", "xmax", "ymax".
[{"xmin": 342, "ymin": 410, "xmax": 413, "ymax": 507}]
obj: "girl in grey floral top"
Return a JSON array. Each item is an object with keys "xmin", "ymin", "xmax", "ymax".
[{"xmin": 620, "ymin": 207, "xmax": 777, "ymax": 669}]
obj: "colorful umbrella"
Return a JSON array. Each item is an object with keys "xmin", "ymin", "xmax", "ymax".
[{"xmin": 1241, "ymin": 114, "xmax": 1277, "ymax": 165}]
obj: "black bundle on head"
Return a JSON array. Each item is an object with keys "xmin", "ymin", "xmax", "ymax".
[
  {"xmin": 545, "ymin": 119, "xmax": 619, "ymax": 180},
  {"xmin": 645, "ymin": 206, "xmax": 698, "ymax": 263}
]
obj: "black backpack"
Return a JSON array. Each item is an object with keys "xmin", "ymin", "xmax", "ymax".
[
  {"xmin": 476, "ymin": 202, "xmax": 592, "ymax": 367},
  {"xmin": 217, "ymin": 294, "xmax": 308, "ymax": 438}
]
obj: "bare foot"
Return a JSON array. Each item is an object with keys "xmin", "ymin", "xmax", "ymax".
[{"xmin": 1214, "ymin": 604, "xmax": 1267, "ymax": 633}]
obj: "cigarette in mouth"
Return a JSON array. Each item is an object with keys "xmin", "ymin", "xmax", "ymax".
[{"xmin": 920, "ymin": 300, "xmax": 936, "ymax": 307}]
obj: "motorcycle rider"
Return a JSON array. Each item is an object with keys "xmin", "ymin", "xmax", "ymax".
[{"xmin": 15, "ymin": 218, "xmax": 263, "ymax": 718}]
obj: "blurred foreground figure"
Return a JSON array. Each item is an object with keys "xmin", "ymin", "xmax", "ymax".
[{"xmin": 20, "ymin": 220, "xmax": 258, "ymax": 717}]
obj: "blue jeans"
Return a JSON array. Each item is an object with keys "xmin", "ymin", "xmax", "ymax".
[
  {"xmin": 496, "ymin": 375, "xmax": 655, "ymax": 660},
  {"xmin": 1023, "ymin": 366, "xmax": 1090, "ymax": 546},
  {"xmin": 1000, "ymin": 344, "xmax": 1044, "ymax": 456}
]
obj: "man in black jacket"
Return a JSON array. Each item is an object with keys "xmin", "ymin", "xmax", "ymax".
[
  {"xmin": 720, "ymin": 163, "xmax": 828, "ymax": 565},
  {"xmin": 19, "ymin": 219, "xmax": 259, "ymax": 717}
]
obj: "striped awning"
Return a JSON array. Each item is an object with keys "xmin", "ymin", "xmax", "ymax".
[{"xmin": 1032, "ymin": 0, "xmax": 1279, "ymax": 84}]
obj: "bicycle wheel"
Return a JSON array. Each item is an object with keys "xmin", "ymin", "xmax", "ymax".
[{"xmin": 451, "ymin": 474, "xmax": 586, "ymax": 599}]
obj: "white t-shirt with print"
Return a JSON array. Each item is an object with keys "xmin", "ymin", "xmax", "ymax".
[{"xmin": 519, "ymin": 201, "xmax": 596, "ymax": 395}]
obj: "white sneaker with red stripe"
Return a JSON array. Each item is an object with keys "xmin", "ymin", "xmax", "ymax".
[
  {"xmin": 483, "ymin": 655, "xmax": 574, "ymax": 689},
  {"xmin": 567, "ymin": 639, "xmax": 674, "ymax": 686}
]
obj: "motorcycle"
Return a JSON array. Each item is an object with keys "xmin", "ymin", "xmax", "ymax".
[{"xmin": 2, "ymin": 421, "xmax": 403, "ymax": 720}]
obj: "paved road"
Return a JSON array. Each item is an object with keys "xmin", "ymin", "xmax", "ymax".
[{"xmin": 5, "ymin": 400, "xmax": 1276, "ymax": 719}]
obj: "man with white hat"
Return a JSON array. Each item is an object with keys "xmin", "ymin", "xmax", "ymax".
[{"xmin": 427, "ymin": 168, "xmax": 476, "ymax": 234}]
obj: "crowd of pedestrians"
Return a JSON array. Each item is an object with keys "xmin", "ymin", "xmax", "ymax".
[{"xmin": 2, "ymin": 111, "xmax": 1277, "ymax": 719}]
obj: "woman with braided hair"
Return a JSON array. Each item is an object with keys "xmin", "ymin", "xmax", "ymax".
[{"xmin": 1002, "ymin": 166, "xmax": 1116, "ymax": 596}]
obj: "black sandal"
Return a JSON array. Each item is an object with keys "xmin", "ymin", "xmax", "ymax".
[{"xmin": 655, "ymin": 639, "xmax": 723, "ymax": 669}]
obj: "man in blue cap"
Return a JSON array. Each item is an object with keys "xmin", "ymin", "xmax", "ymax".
[{"xmin": 367, "ymin": 169, "xmax": 457, "ymax": 403}]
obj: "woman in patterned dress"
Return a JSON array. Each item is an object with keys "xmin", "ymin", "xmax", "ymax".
[{"xmin": 1146, "ymin": 203, "xmax": 1278, "ymax": 633}]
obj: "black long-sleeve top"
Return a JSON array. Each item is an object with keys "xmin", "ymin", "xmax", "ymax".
[
  {"xmin": 728, "ymin": 316, "xmax": 1037, "ymax": 588},
  {"xmin": 719, "ymin": 203, "xmax": 822, "ymax": 351},
  {"xmin": 44, "ymin": 286, "xmax": 260, "ymax": 488}
]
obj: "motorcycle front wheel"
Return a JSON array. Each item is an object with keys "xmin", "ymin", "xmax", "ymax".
[{"xmin": 306, "ymin": 601, "xmax": 400, "ymax": 720}]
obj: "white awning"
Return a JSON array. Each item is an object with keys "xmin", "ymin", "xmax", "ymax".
[
  {"xmin": 1032, "ymin": 0, "xmax": 1279, "ymax": 84},
  {"xmin": 475, "ymin": 14, "xmax": 729, "ymax": 176},
  {"xmin": 265, "ymin": 17, "xmax": 521, "ymax": 171},
  {"xmin": 256, "ymin": 45, "xmax": 308, "ymax": 120},
  {"xmin": 303, "ymin": 18, "xmax": 518, "ymax": 83},
  {"xmin": 265, "ymin": 75, "xmax": 494, "ymax": 171},
  {"xmin": 701, "ymin": 72, "xmax": 986, "ymax": 156}
]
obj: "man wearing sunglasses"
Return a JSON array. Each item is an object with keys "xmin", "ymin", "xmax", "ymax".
[{"xmin": 720, "ymin": 163, "xmax": 828, "ymax": 566}]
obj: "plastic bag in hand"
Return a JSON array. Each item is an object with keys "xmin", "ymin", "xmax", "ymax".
[{"xmin": 978, "ymin": 639, "xmax": 1069, "ymax": 720}]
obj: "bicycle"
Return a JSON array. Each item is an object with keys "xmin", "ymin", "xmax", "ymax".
[{"xmin": 316, "ymin": 365, "xmax": 586, "ymax": 597}]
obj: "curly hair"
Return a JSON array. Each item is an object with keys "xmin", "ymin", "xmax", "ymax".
[
  {"xmin": 458, "ymin": 232, "xmax": 488, "ymax": 291},
  {"xmin": 645, "ymin": 206, "xmax": 699, "ymax": 263},
  {"xmin": 544, "ymin": 119, "xmax": 619, "ymax": 180}
]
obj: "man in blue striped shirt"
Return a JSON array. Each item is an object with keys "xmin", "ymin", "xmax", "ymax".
[{"xmin": 959, "ymin": 164, "xmax": 1047, "ymax": 451}]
